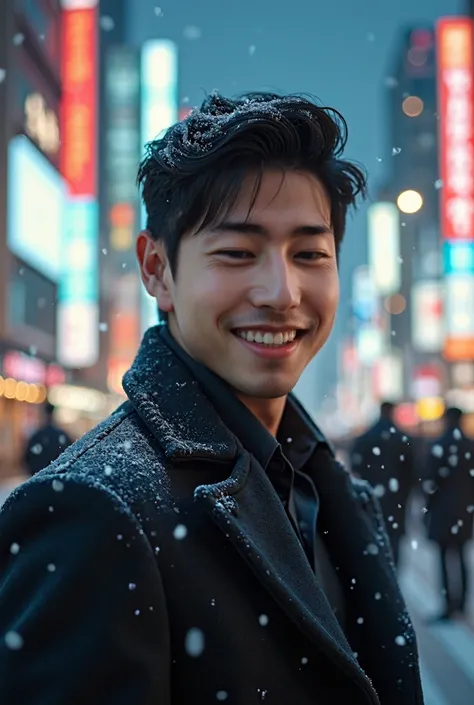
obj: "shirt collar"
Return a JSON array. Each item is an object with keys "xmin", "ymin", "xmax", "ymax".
[{"xmin": 159, "ymin": 325, "xmax": 322, "ymax": 471}]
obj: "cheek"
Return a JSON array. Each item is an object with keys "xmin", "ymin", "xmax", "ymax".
[{"xmin": 307, "ymin": 271, "xmax": 339, "ymax": 315}]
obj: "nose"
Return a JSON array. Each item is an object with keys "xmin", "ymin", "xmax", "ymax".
[{"xmin": 250, "ymin": 253, "xmax": 300, "ymax": 311}]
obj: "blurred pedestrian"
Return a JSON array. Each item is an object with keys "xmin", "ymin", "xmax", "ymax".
[
  {"xmin": 350, "ymin": 402, "xmax": 415, "ymax": 567},
  {"xmin": 22, "ymin": 402, "xmax": 72, "ymax": 476},
  {"xmin": 0, "ymin": 92, "xmax": 422, "ymax": 704},
  {"xmin": 423, "ymin": 407, "xmax": 474, "ymax": 621}
]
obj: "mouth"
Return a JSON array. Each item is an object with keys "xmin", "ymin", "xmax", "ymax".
[{"xmin": 231, "ymin": 328, "xmax": 307, "ymax": 359}]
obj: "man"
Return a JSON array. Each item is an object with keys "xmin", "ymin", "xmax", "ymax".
[
  {"xmin": 424, "ymin": 407, "xmax": 474, "ymax": 621},
  {"xmin": 22, "ymin": 402, "xmax": 73, "ymax": 477},
  {"xmin": 351, "ymin": 402, "xmax": 416, "ymax": 567},
  {"xmin": 0, "ymin": 92, "xmax": 423, "ymax": 704}
]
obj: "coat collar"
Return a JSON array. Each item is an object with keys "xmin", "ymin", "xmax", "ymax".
[
  {"xmin": 122, "ymin": 326, "xmax": 239, "ymax": 462},
  {"xmin": 122, "ymin": 326, "xmax": 421, "ymax": 705}
]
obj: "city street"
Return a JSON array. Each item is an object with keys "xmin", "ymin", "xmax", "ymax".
[{"xmin": 399, "ymin": 533, "xmax": 474, "ymax": 705}]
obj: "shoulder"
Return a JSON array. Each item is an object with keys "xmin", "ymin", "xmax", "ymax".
[{"xmin": 5, "ymin": 403, "xmax": 174, "ymax": 519}]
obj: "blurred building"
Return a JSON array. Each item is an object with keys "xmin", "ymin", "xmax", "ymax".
[
  {"xmin": 384, "ymin": 27, "xmax": 445, "ymax": 424},
  {"xmin": 0, "ymin": 0, "xmax": 65, "ymax": 476},
  {"xmin": 343, "ymin": 20, "xmax": 474, "ymax": 438},
  {"xmin": 0, "ymin": 1, "xmax": 119, "ymax": 479}
]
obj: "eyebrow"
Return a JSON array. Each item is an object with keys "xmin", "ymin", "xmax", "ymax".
[{"xmin": 210, "ymin": 221, "xmax": 333, "ymax": 237}]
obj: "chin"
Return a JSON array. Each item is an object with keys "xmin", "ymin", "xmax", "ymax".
[{"xmin": 235, "ymin": 377, "xmax": 297, "ymax": 400}]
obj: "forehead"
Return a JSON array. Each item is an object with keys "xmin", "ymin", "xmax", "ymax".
[{"xmin": 228, "ymin": 169, "xmax": 331, "ymax": 225}]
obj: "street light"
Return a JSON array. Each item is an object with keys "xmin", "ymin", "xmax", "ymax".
[{"xmin": 397, "ymin": 189, "xmax": 423, "ymax": 214}]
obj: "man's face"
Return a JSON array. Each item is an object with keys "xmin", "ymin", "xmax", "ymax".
[{"xmin": 142, "ymin": 169, "xmax": 339, "ymax": 400}]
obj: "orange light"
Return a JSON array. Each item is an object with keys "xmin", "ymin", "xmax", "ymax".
[
  {"xmin": 443, "ymin": 337, "xmax": 474, "ymax": 361},
  {"xmin": 402, "ymin": 96, "xmax": 424, "ymax": 117},
  {"xmin": 384, "ymin": 294, "xmax": 406, "ymax": 315}
]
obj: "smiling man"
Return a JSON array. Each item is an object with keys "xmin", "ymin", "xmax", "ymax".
[{"xmin": 0, "ymin": 92, "xmax": 423, "ymax": 705}]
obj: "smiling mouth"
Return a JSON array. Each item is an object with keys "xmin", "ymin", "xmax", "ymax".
[{"xmin": 232, "ymin": 329, "xmax": 306, "ymax": 347}]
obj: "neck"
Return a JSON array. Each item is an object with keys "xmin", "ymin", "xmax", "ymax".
[{"xmin": 236, "ymin": 394, "xmax": 287, "ymax": 437}]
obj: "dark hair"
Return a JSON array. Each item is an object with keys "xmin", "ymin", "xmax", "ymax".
[
  {"xmin": 380, "ymin": 401, "xmax": 395, "ymax": 417},
  {"xmin": 43, "ymin": 402, "xmax": 55, "ymax": 417},
  {"xmin": 445, "ymin": 406, "xmax": 463, "ymax": 426},
  {"xmin": 138, "ymin": 90, "xmax": 367, "ymax": 277}
]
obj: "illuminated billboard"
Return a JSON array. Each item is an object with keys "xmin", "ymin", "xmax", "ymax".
[
  {"xmin": 437, "ymin": 17, "xmax": 474, "ymax": 241},
  {"xmin": 140, "ymin": 40, "xmax": 178, "ymax": 334},
  {"xmin": 367, "ymin": 202, "xmax": 401, "ymax": 295},
  {"xmin": 60, "ymin": 5, "xmax": 97, "ymax": 196},
  {"xmin": 7, "ymin": 135, "xmax": 64, "ymax": 282},
  {"xmin": 58, "ymin": 3, "xmax": 99, "ymax": 367},
  {"xmin": 57, "ymin": 199, "xmax": 99, "ymax": 368},
  {"xmin": 411, "ymin": 281, "xmax": 444, "ymax": 353},
  {"xmin": 443, "ymin": 274, "xmax": 474, "ymax": 361}
]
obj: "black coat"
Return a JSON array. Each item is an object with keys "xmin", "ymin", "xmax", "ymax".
[
  {"xmin": 351, "ymin": 419, "xmax": 416, "ymax": 538},
  {"xmin": 0, "ymin": 327, "xmax": 423, "ymax": 705},
  {"xmin": 23, "ymin": 423, "xmax": 73, "ymax": 476},
  {"xmin": 424, "ymin": 428, "xmax": 474, "ymax": 547}
]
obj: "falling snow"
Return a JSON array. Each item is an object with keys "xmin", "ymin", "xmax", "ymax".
[
  {"xmin": 372, "ymin": 447, "xmax": 381, "ymax": 456},
  {"xmin": 0, "ymin": 69, "xmax": 6, "ymax": 83},
  {"xmin": 388, "ymin": 478, "xmax": 399, "ymax": 493},
  {"xmin": 10, "ymin": 543, "xmax": 20, "ymax": 555},
  {"xmin": 5, "ymin": 631, "xmax": 23, "ymax": 650},
  {"xmin": 173, "ymin": 524, "xmax": 188, "ymax": 540},
  {"xmin": 432, "ymin": 445, "xmax": 444, "ymax": 458},
  {"xmin": 395, "ymin": 635, "xmax": 407, "ymax": 646},
  {"xmin": 183, "ymin": 25, "xmax": 202, "ymax": 40},
  {"xmin": 52, "ymin": 479, "xmax": 64, "ymax": 492},
  {"xmin": 392, "ymin": 147, "xmax": 401, "ymax": 155},
  {"xmin": 259, "ymin": 614, "xmax": 269, "ymax": 626},
  {"xmin": 185, "ymin": 628, "xmax": 205, "ymax": 656},
  {"xmin": 13, "ymin": 33, "xmax": 24, "ymax": 46},
  {"xmin": 249, "ymin": 45, "xmax": 256, "ymax": 55},
  {"xmin": 100, "ymin": 16, "xmax": 115, "ymax": 31},
  {"xmin": 216, "ymin": 692, "xmax": 228, "ymax": 701}
]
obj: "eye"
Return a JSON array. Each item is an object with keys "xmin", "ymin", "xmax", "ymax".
[
  {"xmin": 295, "ymin": 251, "xmax": 328, "ymax": 261},
  {"xmin": 215, "ymin": 250, "xmax": 255, "ymax": 260}
]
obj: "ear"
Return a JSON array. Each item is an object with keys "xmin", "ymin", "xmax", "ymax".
[{"xmin": 136, "ymin": 230, "xmax": 174, "ymax": 313}]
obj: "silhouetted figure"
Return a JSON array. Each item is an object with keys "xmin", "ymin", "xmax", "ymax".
[
  {"xmin": 424, "ymin": 407, "xmax": 474, "ymax": 620},
  {"xmin": 23, "ymin": 403, "xmax": 73, "ymax": 477},
  {"xmin": 350, "ymin": 402, "xmax": 415, "ymax": 567}
]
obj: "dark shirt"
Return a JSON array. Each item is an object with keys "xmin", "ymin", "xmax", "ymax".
[{"xmin": 160, "ymin": 326, "xmax": 345, "ymax": 626}]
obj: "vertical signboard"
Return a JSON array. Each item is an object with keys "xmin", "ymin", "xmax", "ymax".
[
  {"xmin": 140, "ymin": 40, "xmax": 178, "ymax": 334},
  {"xmin": 105, "ymin": 46, "xmax": 141, "ymax": 393},
  {"xmin": 58, "ymin": 1, "xmax": 99, "ymax": 368},
  {"xmin": 411, "ymin": 280, "xmax": 444, "ymax": 352},
  {"xmin": 437, "ymin": 17, "xmax": 474, "ymax": 360},
  {"xmin": 367, "ymin": 202, "xmax": 401, "ymax": 295},
  {"xmin": 437, "ymin": 17, "xmax": 474, "ymax": 241}
]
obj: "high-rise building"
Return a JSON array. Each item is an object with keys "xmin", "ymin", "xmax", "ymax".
[
  {"xmin": 381, "ymin": 26, "xmax": 445, "ymax": 410},
  {"xmin": 0, "ymin": 1, "xmax": 66, "ymax": 477}
]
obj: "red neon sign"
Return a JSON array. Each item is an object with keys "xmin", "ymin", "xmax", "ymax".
[
  {"xmin": 60, "ymin": 8, "xmax": 97, "ymax": 196},
  {"xmin": 437, "ymin": 18, "xmax": 474, "ymax": 240}
]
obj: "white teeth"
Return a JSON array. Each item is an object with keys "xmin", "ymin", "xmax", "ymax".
[{"xmin": 236, "ymin": 330, "xmax": 298, "ymax": 345}]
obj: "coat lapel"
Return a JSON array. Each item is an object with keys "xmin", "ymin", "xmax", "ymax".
[
  {"xmin": 123, "ymin": 328, "xmax": 379, "ymax": 702},
  {"xmin": 194, "ymin": 450, "xmax": 378, "ymax": 700}
]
